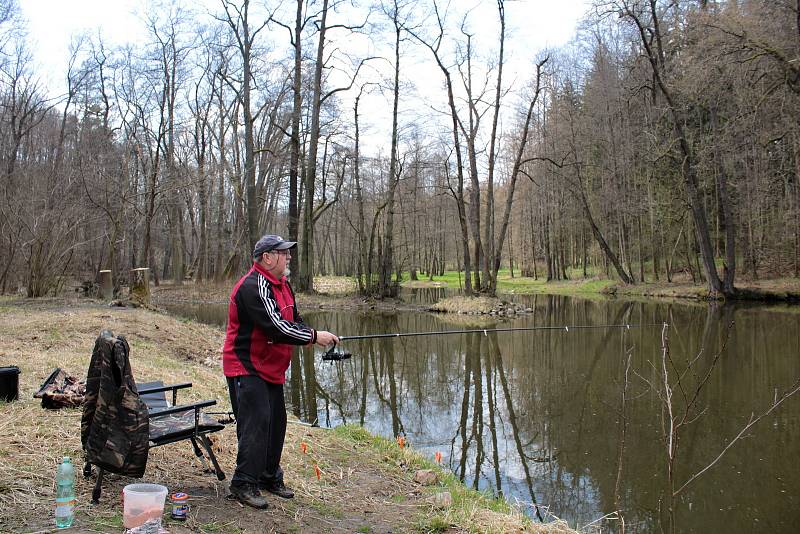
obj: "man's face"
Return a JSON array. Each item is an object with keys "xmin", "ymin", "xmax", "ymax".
[{"xmin": 268, "ymin": 249, "xmax": 291, "ymax": 276}]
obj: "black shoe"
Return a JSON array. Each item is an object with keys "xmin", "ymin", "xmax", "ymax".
[
  {"xmin": 230, "ymin": 483, "xmax": 269, "ymax": 509},
  {"xmin": 261, "ymin": 480, "xmax": 294, "ymax": 499}
]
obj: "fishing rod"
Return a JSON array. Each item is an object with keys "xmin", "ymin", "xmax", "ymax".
[{"xmin": 321, "ymin": 322, "xmax": 667, "ymax": 361}]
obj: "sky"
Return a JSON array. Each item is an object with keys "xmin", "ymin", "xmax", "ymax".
[
  {"xmin": 18, "ymin": 0, "xmax": 591, "ymax": 153},
  {"xmin": 20, "ymin": 0, "xmax": 590, "ymax": 87},
  {"xmin": 20, "ymin": 0, "xmax": 144, "ymax": 87}
]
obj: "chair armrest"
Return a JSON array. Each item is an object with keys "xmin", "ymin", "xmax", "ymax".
[
  {"xmin": 139, "ymin": 382, "xmax": 192, "ymax": 394},
  {"xmin": 139, "ymin": 382, "xmax": 192, "ymax": 406}
]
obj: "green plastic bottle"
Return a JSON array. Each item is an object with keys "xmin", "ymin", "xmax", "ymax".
[{"xmin": 55, "ymin": 457, "xmax": 75, "ymax": 528}]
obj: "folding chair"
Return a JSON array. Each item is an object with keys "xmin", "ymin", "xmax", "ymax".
[
  {"xmin": 85, "ymin": 381, "xmax": 228, "ymax": 503},
  {"xmin": 82, "ymin": 331, "xmax": 228, "ymax": 503},
  {"xmin": 139, "ymin": 380, "xmax": 226, "ymax": 478}
]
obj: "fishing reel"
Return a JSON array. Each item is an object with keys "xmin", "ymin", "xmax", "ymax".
[{"xmin": 322, "ymin": 342, "xmax": 352, "ymax": 362}]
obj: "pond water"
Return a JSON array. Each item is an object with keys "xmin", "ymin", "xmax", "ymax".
[{"xmin": 163, "ymin": 292, "xmax": 800, "ymax": 533}]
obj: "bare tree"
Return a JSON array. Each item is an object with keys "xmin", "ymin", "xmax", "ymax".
[
  {"xmin": 146, "ymin": 6, "xmax": 194, "ymax": 284},
  {"xmin": 407, "ymin": 2, "xmax": 473, "ymax": 294},
  {"xmin": 640, "ymin": 322, "xmax": 800, "ymax": 532},
  {"xmin": 296, "ymin": 0, "xmax": 370, "ymax": 291},
  {"xmin": 218, "ymin": 0, "xmax": 273, "ymax": 256},
  {"xmin": 378, "ymin": 0, "xmax": 407, "ymax": 298},
  {"xmin": 610, "ymin": 0, "xmax": 733, "ymax": 296},
  {"xmin": 488, "ymin": 53, "xmax": 548, "ymax": 294}
]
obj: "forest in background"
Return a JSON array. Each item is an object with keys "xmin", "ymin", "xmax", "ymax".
[{"xmin": 0, "ymin": 0, "xmax": 797, "ymax": 299}]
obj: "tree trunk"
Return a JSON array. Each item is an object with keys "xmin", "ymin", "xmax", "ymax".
[
  {"xmin": 408, "ymin": 20, "xmax": 473, "ymax": 294},
  {"xmin": 380, "ymin": 3, "xmax": 402, "ymax": 298},
  {"xmin": 242, "ymin": 8, "xmax": 258, "ymax": 256},
  {"xmin": 483, "ymin": 0, "xmax": 507, "ymax": 293},
  {"xmin": 130, "ymin": 268, "xmax": 151, "ymax": 306},
  {"xmin": 461, "ymin": 34, "xmax": 485, "ymax": 292},
  {"xmin": 578, "ymin": 182, "xmax": 634, "ymax": 284},
  {"xmin": 794, "ymin": 133, "xmax": 800, "ymax": 277},
  {"xmin": 490, "ymin": 58, "xmax": 546, "ymax": 293},
  {"xmin": 288, "ymin": 0, "xmax": 303, "ymax": 279},
  {"xmin": 299, "ymin": 0, "xmax": 330, "ymax": 292},
  {"xmin": 624, "ymin": 5, "xmax": 726, "ymax": 295},
  {"xmin": 353, "ymin": 89, "xmax": 370, "ymax": 294}
]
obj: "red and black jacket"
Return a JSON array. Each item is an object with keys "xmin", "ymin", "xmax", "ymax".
[{"xmin": 222, "ymin": 262, "xmax": 316, "ymax": 384}]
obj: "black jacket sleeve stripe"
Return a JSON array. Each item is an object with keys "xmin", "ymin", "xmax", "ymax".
[{"xmin": 256, "ymin": 275, "xmax": 313, "ymax": 343}]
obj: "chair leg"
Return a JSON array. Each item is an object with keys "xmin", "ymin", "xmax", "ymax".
[
  {"xmin": 91, "ymin": 467, "xmax": 104, "ymax": 504},
  {"xmin": 190, "ymin": 437, "xmax": 212, "ymax": 473},
  {"xmin": 189, "ymin": 436, "xmax": 204, "ymax": 459},
  {"xmin": 199, "ymin": 435, "xmax": 226, "ymax": 481}
]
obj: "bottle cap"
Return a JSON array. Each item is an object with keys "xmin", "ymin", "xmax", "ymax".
[
  {"xmin": 170, "ymin": 492, "xmax": 189, "ymax": 501},
  {"xmin": 63, "ymin": 456, "xmax": 71, "ymax": 463}
]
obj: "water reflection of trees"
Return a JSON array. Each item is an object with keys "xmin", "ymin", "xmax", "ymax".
[
  {"xmin": 286, "ymin": 299, "xmax": 800, "ymax": 534},
  {"xmin": 490, "ymin": 331, "xmax": 546, "ymax": 521}
]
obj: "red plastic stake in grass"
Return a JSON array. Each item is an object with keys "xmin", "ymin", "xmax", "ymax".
[
  {"xmin": 314, "ymin": 465, "xmax": 321, "ymax": 480},
  {"xmin": 434, "ymin": 451, "xmax": 442, "ymax": 463},
  {"xmin": 300, "ymin": 442, "xmax": 308, "ymax": 454},
  {"xmin": 396, "ymin": 436, "xmax": 405, "ymax": 448}
]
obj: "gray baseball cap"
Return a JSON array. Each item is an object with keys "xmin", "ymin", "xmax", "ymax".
[{"xmin": 253, "ymin": 234, "xmax": 297, "ymax": 258}]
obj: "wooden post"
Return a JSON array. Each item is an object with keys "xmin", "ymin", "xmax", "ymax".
[
  {"xmin": 129, "ymin": 268, "xmax": 150, "ymax": 307},
  {"xmin": 98, "ymin": 270, "xmax": 113, "ymax": 301}
]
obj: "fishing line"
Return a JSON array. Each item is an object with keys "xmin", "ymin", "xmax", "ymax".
[{"xmin": 322, "ymin": 322, "xmax": 667, "ymax": 360}]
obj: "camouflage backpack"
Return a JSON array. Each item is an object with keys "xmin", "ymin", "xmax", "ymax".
[{"xmin": 81, "ymin": 331, "xmax": 149, "ymax": 478}]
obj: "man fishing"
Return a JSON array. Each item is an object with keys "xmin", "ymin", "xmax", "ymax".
[{"xmin": 223, "ymin": 234, "xmax": 338, "ymax": 509}]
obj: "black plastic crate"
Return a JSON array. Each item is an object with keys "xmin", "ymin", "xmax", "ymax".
[{"xmin": 0, "ymin": 366, "xmax": 20, "ymax": 402}]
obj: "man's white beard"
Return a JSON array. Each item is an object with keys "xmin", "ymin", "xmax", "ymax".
[{"xmin": 283, "ymin": 268, "xmax": 291, "ymax": 277}]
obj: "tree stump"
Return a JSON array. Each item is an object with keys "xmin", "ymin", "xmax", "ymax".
[
  {"xmin": 98, "ymin": 270, "xmax": 113, "ymax": 301},
  {"xmin": 129, "ymin": 268, "xmax": 150, "ymax": 307}
]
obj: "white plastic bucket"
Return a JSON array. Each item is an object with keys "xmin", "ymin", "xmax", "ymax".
[{"xmin": 122, "ymin": 483, "xmax": 168, "ymax": 532}]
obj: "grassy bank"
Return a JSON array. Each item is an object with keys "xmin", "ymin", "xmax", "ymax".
[
  {"xmin": 604, "ymin": 276, "xmax": 800, "ymax": 301},
  {"xmin": 401, "ymin": 269, "xmax": 614, "ymax": 297},
  {"xmin": 404, "ymin": 270, "xmax": 800, "ymax": 302},
  {"xmin": 144, "ymin": 269, "xmax": 800, "ymax": 309},
  {"xmin": 0, "ymin": 298, "xmax": 576, "ymax": 533}
]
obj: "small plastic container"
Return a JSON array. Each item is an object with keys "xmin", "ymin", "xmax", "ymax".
[
  {"xmin": 123, "ymin": 483, "xmax": 167, "ymax": 533},
  {"xmin": 169, "ymin": 492, "xmax": 189, "ymax": 521}
]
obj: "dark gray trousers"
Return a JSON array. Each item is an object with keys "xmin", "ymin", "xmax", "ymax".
[{"xmin": 227, "ymin": 375, "xmax": 286, "ymax": 487}]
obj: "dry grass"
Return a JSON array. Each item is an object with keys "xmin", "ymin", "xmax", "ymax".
[
  {"xmin": 313, "ymin": 277, "xmax": 358, "ymax": 294},
  {"xmin": 0, "ymin": 299, "xmax": 228, "ymax": 532},
  {"xmin": 0, "ymin": 299, "xmax": 579, "ymax": 534},
  {"xmin": 467, "ymin": 509, "xmax": 576, "ymax": 533},
  {"xmin": 148, "ymin": 281, "xmax": 231, "ymax": 303},
  {"xmin": 147, "ymin": 276, "xmax": 360, "ymax": 303},
  {"xmin": 429, "ymin": 296, "xmax": 500, "ymax": 314}
]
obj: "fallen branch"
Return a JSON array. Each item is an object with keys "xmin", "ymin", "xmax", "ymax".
[{"xmin": 673, "ymin": 377, "xmax": 800, "ymax": 496}]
